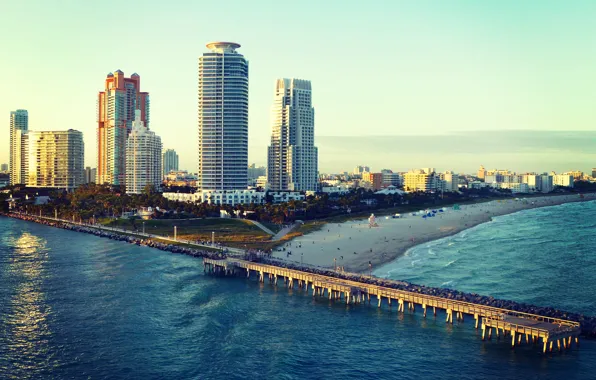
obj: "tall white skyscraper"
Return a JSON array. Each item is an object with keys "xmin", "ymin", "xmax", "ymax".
[
  {"xmin": 198, "ymin": 42, "xmax": 249, "ymax": 190},
  {"xmin": 125, "ymin": 110, "xmax": 162, "ymax": 194},
  {"xmin": 9, "ymin": 109, "xmax": 29, "ymax": 185},
  {"xmin": 267, "ymin": 79, "xmax": 318, "ymax": 192},
  {"xmin": 162, "ymin": 149, "xmax": 179, "ymax": 176}
]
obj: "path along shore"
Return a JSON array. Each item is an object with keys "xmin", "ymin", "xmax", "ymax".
[{"xmin": 272, "ymin": 193, "xmax": 596, "ymax": 273}]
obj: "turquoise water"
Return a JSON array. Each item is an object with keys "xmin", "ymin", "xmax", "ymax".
[
  {"xmin": 374, "ymin": 200, "xmax": 596, "ymax": 316},
  {"xmin": 1, "ymin": 206, "xmax": 595, "ymax": 379}
]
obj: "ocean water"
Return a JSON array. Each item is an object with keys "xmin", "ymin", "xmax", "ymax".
[{"xmin": 1, "ymin": 207, "xmax": 595, "ymax": 380}]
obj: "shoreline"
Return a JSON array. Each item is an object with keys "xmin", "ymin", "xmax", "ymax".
[{"xmin": 273, "ymin": 193, "xmax": 596, "ymax": 273}]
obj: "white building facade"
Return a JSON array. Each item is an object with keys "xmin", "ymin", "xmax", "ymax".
[
  {"xmin": 198, "ymin": 42, "xmax": 249, "ymax": 190},
  {"xmin": 267, "ymin": 78, "xmax": 318, "ymax": 192},
  {"xmin": 125, "ymin": 110, "xmax": 162, "ymax": 194}
]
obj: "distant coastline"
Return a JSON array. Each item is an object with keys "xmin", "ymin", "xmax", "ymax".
[{"xmin": 272, "ymin": 193, "xmax": 596, "ymax": 273}]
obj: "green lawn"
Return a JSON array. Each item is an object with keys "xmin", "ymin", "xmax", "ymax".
[{"xmin": 105, "ymin": 218, "xmax": 273, "ymax": 249}]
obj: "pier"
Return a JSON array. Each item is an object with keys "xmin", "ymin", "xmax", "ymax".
[{"xmin": 204, "ymin": 258, "xmax": 580, "ymax": 354}]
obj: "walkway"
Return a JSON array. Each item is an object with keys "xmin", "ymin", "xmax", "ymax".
[
  {"xmin": 272, "ymin": 223, "xmax": 298, "ymax": 241},
  {"xmin": 247, "ymin": 220, "xmax": 275, "ymax": 235}
]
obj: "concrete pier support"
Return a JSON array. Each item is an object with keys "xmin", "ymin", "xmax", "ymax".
[
  {"xmin": 488, "ymin": 327, "xmax": 492, "ymax": 340},
  {"xmin": 543, "ymin": 340, "xmax": 548, "ymax": 353},
  {"xmin": 433, "ymin": 307, "xmax": 437, "ymax": 317},
  {"xmin": 388, "ymin": 298, "xmax": 392, "ymax": 309},
  {"xmin": 481, "ymin": 325, "xmax": 486, "ymax": 340},
  {"xmin": 474, "ymin": 314, "xmax": 479, "ymax": 329},
  {"xmin": 549, "ymin": 341, "xmax": 553, "ymax": 352},
  {"xmin": 346, "ymin": 292, "xmax": 351, "ymax": 304},
  {"xmin": 378, "ymin": 296, "xmax": 382, "ymax": 308},
  {"xmin": 423, "ymin": 304, "xmax": 427, "ymax": 318},
  {"xmin": 329, "ymin": 288, "xmax": 333, "ymax": 300},
  {"xmin": 398, "ymin": 299, "xmax": 404, "ymax": 312},
  {"xmin": 511, "ymin": 332, "xmax": 516, "ymax": 348},
  {"xmin": 446, "ymin": 309, "xmax": 453, "ymax": 324}
]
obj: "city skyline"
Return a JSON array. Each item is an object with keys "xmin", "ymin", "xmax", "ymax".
[{"xmin": 2, "ymin": 1, "xmax": 596, "ymax": 173}]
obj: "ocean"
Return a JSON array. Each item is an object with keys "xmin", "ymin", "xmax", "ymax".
[{"xmin": 1, "ymin": 202, "xmax": 595, "ymax": 379}]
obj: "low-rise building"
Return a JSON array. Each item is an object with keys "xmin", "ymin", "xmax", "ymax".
[
  {"xmin": 362, "ymin": 172, "xmax": 383, "ymax": 190},
  {"xmin": 553, "ymin": 174, "xmax": 574, "ymax": 188}
]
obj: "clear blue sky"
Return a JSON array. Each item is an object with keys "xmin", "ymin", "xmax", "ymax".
[{"xmin": 2, "ymin": 0, "xmax": 595, "ymax": 173}]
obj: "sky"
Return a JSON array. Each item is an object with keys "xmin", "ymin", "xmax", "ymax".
[{"xmin": 1, "ymin": 0, "xmax": 596, "ymax": 174}]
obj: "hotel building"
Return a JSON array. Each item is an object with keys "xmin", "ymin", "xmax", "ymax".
[
  {"xmin": 198, "ymin": 42, "xmax": 248, "ymax": 190},
  {"xmin": 9, "ymin": 109, "xmax": 29, "ymax": 185},
  {"xmin": 27, "ymin": 130, "xmax": 84, "ymax": 190},
  {"xmin": 97, "ymin": 70, "xmax": 149, "ymax": 185},
  {"xmin": 267, "ymin": 78, "xmax": 318, "ymax": 192},
  {"xmin": 125, "ymin": 111, "xmax": 162, "ymax": 194}
]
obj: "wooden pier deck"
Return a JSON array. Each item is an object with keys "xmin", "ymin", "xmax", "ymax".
[{"xmin": 204, "ymin": 258, "xmax": 580, "ymax": 354}]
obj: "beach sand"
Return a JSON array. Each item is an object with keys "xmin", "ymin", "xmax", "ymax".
[{"xmin": 272, "ymin": 194, "xmax": 596, "ymax": 273}]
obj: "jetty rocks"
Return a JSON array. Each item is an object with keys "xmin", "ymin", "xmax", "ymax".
[
  {"xmin": 5, "ymin": 212, "xmax": 596, "ymax": 338},
  {"xmin": 256, "ymin": 257, "xmax": 596, "ymax": 338}
]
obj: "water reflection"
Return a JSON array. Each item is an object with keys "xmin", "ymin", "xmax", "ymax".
[{"xmin": 3, "ymin": 232, "xmax": 54, "ymax": 376}]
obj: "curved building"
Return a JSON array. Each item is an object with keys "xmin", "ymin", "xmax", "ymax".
[{"xmin": 198, "ymin": 42, "xmax": 249, "ymax": 190}]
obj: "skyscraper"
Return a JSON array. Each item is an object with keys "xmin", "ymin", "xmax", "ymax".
[
  {"xmin": 97, "ymin": 70, "xmax": 149, "ymax": 186},
  {"xmin": 27, "ymin": 130, "xmax": 84, "ymax": 190},
  {"xmin": 267, "ymin": 79, "xmax": 318, "ymax": 192},
  {"xmin": 9, "ymin": 109, "xmax": 29, "ymax": 185},
  {"xmin": 125, "ymin": 110, "xmax": 162, "ymax": 194},
  {"xmin": 162, "ymin": 149, "xmax": 179, "ymax": 176},
  {"xmin": 1, "ymin": 163, "xmax": 8, "ymax": 172},
  {"xmin": 198, "ymin": 42, "xmax": 248, "ymax": 190}
]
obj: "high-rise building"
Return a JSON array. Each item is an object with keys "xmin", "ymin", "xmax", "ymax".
[
  {"xmin": 125, "ymin": 110, "xmax": 162, "ymax": 194},
  {"xmin": 97, "ymin": 70, "xmax": 150, "ymax": 185},
  {"xmin": 477, "ymin": 165, "xmax": 486, "ymax": 180},
  {"xmin": 592, "ymin": 168, "xmax": 596, "ymax": 178},
  {"xmin": 0, "ymin": 163, "xmax": 8, "ymax": 172},
  {"xmin": 198, "ymin": 42, "xmax": 248, "ymax": 190},
  {"xmin": 162, "ymin": 149, "xmax": 179, "ymax": 176},
  {"xmin": 27, "ymin": 130, "xmax": 84, "ymax": 190},
  {"xmin": 267, "ymin": 79, "xmax": 318, "ymax": 192},
  {"xmin": 9, "ymin": 109, "xmax": 29, "ymax": 185},
  {"xmin": 84, "ymin": 167, "xmax": 97, "ymax": 184}
]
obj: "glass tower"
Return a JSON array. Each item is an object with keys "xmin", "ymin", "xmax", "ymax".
[
  {"xmin": 198, "ymin": 42, "xmax": 249, "ymax": 190},
  {"xmin": 9, "ymin": 109, "xmax": 29, "ymax": 185}
]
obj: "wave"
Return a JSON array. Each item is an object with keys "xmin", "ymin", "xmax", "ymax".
[
  {"xmin": 444, "ymin": 259, "xmax": 457, "ymax": 267},
  {"xmin": 440, "ymin": 280, "xmax": 455, "ymax": 287}
]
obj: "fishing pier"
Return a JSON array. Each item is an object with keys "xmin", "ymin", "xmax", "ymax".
[{"xmin": 204, "ymin": 258, "xmax": 580, "ymax": 354}]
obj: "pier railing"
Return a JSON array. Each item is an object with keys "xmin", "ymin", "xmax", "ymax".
[{"xmin": 205, "ymin": 257, "xmax": 580, "ymax": 330}]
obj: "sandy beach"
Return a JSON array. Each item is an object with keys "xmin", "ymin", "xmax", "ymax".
[{"xmin": 272, "ymin": 194, "xmax": 596, "ymax": 273}]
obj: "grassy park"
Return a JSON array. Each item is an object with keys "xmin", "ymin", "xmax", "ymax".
[{"xmin": 104, "ymin": 218, "xmax": 275, "ymax": 249}]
